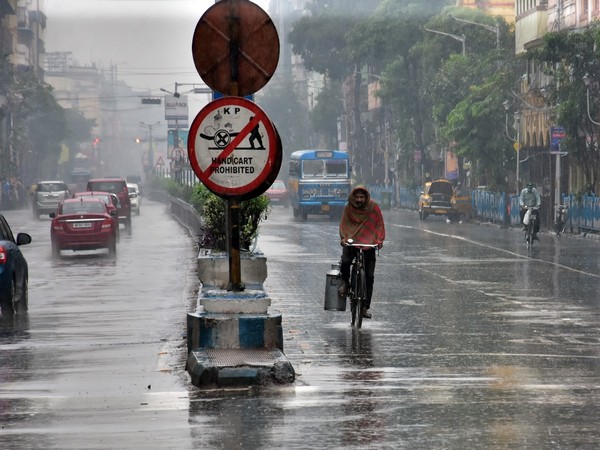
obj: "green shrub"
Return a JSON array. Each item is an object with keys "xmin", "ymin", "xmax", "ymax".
[{"xmin": 202, "ymin": 191, "xmax": 271, "ymax": 252}]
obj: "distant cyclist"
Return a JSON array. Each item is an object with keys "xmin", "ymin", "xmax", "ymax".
[
  {"xmin": 519, "ymin": 182, "xmax": 541, "ymax": 239},
  {"xmin": 338, "ymin": 186, "xmax": 385, "ymax": 319}
]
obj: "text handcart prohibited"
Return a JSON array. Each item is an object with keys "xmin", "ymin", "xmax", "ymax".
[{"xmin": 188, "ymin": 96, "xmax": 282, "ymax": 200}]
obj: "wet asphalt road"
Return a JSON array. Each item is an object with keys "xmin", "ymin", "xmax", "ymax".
[{"xmin": 1, "ymin": 201, "xmax": 600, "ymax": 449}]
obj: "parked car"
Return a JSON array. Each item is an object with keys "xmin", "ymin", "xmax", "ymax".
[
  {"xmin": 0, "ymin": 214, "xmax": 31, "ymax": 316},
  {"xmin": 418, "ymin": 179, "xmax": 462, "ymax": 223},
  {"xmin": 32, "ymin": 180, "xmax": 70, "ymax": 218},
  {"xmin": 50, "ymin": 197, "xmax": 118, "ymax": 258},
  {"xmin": 72, "ymin": 191, "xmax": 121, "ymax": 241},
  {"xmin": 127, "ymin": 183, "xmax": 141, "ymax": 215},
  {"xmin": 265, "ymin": 179, "xmax": 289, "ymax": 207},
  {"xmin": 86, "ymin": 178, "xmax": 132, "ymax": 234}
]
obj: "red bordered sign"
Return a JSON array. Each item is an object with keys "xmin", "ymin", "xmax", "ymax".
[{"xmin": 188, "ymin": 97, "xmax": 282, "ymax": 199}]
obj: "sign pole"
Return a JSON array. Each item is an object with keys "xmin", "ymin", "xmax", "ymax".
[
  {"xmin": 227, "ymin": 0, "xmax": 242, "ymax": 292},
  {"xmin": 191, "ymin": 0, "xmax": 281, "ymax": 292}
]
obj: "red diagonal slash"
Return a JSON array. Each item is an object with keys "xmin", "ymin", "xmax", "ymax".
[{"xmin": 200, "ymin": 113, "xmax": 265, "ymax": 178}]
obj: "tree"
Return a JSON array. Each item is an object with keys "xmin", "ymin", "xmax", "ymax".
[
  {"xmin": 288, "ymin": 15, "xmax": 356, "ymax": 81},
  {"xmin": 527, "ymin": 26, "xmax": 600, "ymax": 193},
  {"xmin": 256, "ymin": 78, "xmax": 311, "ymax": 172},
  {"xmin": 309, "ymin": 80, "xmax": 343, "ymax": 148}
]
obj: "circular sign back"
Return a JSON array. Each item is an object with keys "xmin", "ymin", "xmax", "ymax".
[
  {"xmin": 192, "ymin": 0, "xmax": 280, "ymax": 97},
  {"xmin": 188, "ymin": 97, "xmax": 282, "ymax": 200}
]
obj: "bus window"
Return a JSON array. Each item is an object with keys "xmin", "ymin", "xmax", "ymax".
[
  {"xmin": 326, "ymin": 159, "xmax": 347, "ymax": 177},
  {"xmin": 289, "ymin": 160, "xmax": 300, "ymax": 178},
  {"xmin": 302, "ymin": 160, "xmax": 324, "ymax": 177}
]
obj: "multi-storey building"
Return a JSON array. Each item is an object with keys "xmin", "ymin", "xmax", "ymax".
[
  {"xmin": 0, "ymin": 0, "xmax": 46, "ymax": 184},
  {"xmin": 516, "ymin": 0, "xmax": 600, "ymax": 207},
  {"xmin": 456, "ymin": 0, "xmax": 516, "ymax": 22}
]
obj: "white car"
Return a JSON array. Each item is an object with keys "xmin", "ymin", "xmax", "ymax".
[{"xmin": 127, "ymin": 183, "xmax": 141, "ymax": 215}]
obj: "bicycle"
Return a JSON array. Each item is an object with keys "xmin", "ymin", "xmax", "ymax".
[
  {"xmin": 555, "ymin": 204, "xmax": 568, "ymax": 236},
  {"xmin": 344, "ymin": 239, "xmax": 378, "ymax": 329},
  {"xmin": 523, "ymin": 206, "xmax": 539, "ymax": 248}
]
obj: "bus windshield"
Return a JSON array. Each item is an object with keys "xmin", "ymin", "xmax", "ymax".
[{"xmin": 302, "ymin": 159, "xmax": 347, "ymax": 178}]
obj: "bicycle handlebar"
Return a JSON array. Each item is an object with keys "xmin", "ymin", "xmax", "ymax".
[{"xmin": 344, "ymin": 239, "xmax": 379, "ymax": 249}]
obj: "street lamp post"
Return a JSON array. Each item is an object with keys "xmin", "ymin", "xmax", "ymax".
[
  {"xmin": 139, "ymin": 121, "xmax": 160, "ymax": 173},
  {"xmin": 503, "ymin": 100, "xmax": 521, "ymax": 193},
  {"xmin": 582, "ymin": 74, "xmax": 600, "ymax": 125},
  {"xmin": 160, "ymin": 83, "xmax": 213, "ymax": 163},
  {"xmin": 425, "ymin": 28, "xmax": 466, "ymax": 56},
  {"xmin": 451, "ymin": 16, "xmax": 500, "ymax": 50}
]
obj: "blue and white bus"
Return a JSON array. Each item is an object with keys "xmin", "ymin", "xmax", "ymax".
[{"xmin": 288, "ymin": 150, "xmax": 351, "ymax": 221}]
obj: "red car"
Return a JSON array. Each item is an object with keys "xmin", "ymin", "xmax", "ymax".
[
  {"xmin": 72, "ymin": 191, "xmax": 121, "ymax": 241},
  {"xmin": 86, "ymin": 178, "xmax": 132, "ymax": 235},
  {"xmin": 266, "ymin": 180, "xmax": 289, "ymax": 207},
  {"xmin": 50, "ymin": 197, "xmax": 119, "ymax": 257}
]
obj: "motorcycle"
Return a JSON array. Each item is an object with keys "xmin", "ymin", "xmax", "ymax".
[{"xmin": 555, "ymin": 204, "xmax": 568, "ymax": 236}]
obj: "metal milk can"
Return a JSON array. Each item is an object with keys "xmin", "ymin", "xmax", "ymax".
[{"xmin": 324, "ymin": 263, "xmax": 346, "ymax": 311}]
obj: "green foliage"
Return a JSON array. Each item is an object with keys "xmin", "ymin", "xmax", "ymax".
[
  {"xmin": 147, "ymin": 178, "xmax": 270, "ymax": 253},
  {"xmin": 190, "ymin": 183, "xmax": 213, "ymax": 213},
  {"xmin": 201, "ymin": 192, "xmax": 271, "ymax": 252},
  {"xmin": 310, "ymin": 81, "xmax": 343, "ymax": 148},
  {"xmin": 288, "ymin": 15, "xmax": 356, "ymax": 81},
  {"xmin": 256, "ymin": 78, "xmax": 311, "ymax": 161},
  {"xmin": 526, "ymin": 25, "xmax": 600, "ymax": 190},
  {"xmin": 146, "ymin": 175, "xmax": 194, "ymax": 202},
  {"xmin": 10, "ymin": 76, "xmax": 67, "ymax": 180}
]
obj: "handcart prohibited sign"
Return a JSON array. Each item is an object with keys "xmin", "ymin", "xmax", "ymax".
[{"xmin": 188, "ymin": 96, "xmax": 282, "ymax": 199}]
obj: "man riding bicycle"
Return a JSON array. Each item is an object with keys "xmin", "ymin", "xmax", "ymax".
[
  {"xmin": 519, "ymin": 182, "xmax": 541, "ymax": 240},
  {"xmin": 338, "ymin": 186, "xmax": 385, "ymax": 319}
]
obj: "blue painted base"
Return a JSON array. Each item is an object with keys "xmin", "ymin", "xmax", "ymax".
[{"xmin": 186, "ymin": 311, "xmax": 284, "ymax": 354}]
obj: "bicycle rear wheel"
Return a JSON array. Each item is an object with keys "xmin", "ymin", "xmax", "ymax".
[{"xmin": 355, "ymin": 268, "xmax": 366, "ymax": 329}]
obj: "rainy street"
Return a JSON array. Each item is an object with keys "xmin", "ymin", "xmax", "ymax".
[{"xmin": 1, "ymin": 201, "xmax": 600, "ymax": 448}]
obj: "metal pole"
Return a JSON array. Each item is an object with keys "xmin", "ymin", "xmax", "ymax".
[
  {"xmin": 226, "ymin": 0, "xmax": 242, "ymax": 292},
  {"xmin": 516, "ymin": 117, "xmax": 520, "ymax": 193},
  {"xmin": 555, "ymin": 150, "xmax": 561, "ymax": 221}
]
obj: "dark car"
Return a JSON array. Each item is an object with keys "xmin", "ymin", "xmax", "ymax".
[
  {"xmin": 418, "ymin": 179, "xmax": 462, "ymax": 222},
  {"xmin": 86, "ymin": 178, "xmax": 132, "ymax": 234},
  {"xmin": 0, "ymin": 214, "xmax": 31, "ymax": 316},
  {"xmin": 266, "ymin": 180, "xmax": 289, "ymax": 207},
  {"xmin": 50, "ymin": 197, "xmax": 118, "ymax": 257},
  {"xmin": 32, "ymin": 180, "xmax": 70, "ymax": 218}
]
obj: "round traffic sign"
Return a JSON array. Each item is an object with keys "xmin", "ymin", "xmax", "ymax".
[
  {"xmin": 188, "ymin": 97, "xmax": 282, "ymax": 200},
  {"xmin": 191, "ymin": 0, "xmax": 279, "ymax": 97}
]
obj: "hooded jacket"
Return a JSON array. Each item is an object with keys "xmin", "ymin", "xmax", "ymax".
[{"xmin": 339, "ymin": 186, "xmax": 385, "ymax": 245}]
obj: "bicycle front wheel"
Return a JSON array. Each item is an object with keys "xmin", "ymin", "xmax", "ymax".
[
  {"xmin": 356, "ymin": 268, "xmax": 366, "ymax": 329},
  {"xmin": 526, "ymin": 221, "xmax": 533, "ymax": 247}
]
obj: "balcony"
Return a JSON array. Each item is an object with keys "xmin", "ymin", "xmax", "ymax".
[
  {"xmin": 0, "ymin": 0, "xmax": 17, "ymax": 16},
  {"xmin": 516, "ymin": 7, "xmax": 548, "ymax": 53}
]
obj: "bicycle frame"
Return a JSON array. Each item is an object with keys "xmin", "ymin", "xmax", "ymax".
[
  {"xmin": 345, "ymin": 240, "xmax": 378, "ymax": 328},
  {"xmin": 524, "ymin": 206, "xmax": 539, "ymax": 248}
]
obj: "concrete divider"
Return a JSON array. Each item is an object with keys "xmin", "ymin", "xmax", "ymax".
[
  {"xmin": 186, "ymin": 311, "xmax": 283, "ymax": 352},
  {"xmin": 165, "ymin": 195, "xmax": 295, "ymax": 387}
]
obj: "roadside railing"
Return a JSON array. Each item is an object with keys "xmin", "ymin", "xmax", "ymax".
[{"xmin": 389, "ymin": 184, "xmax": 599, "ymax": 234}]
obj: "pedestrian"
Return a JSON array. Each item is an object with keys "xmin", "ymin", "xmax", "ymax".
[{"xmin": 338, "ymin": 185, "xmax": 385, "ymax": 319}]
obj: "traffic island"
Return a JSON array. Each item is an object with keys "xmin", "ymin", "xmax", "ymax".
[
  {"xmin": 186, "ymin": 348, "xmax": 295, "ymax": 387},
  {"xmin": 185, "ymin": 251, "xmax": 295, "ymax": 388}
]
